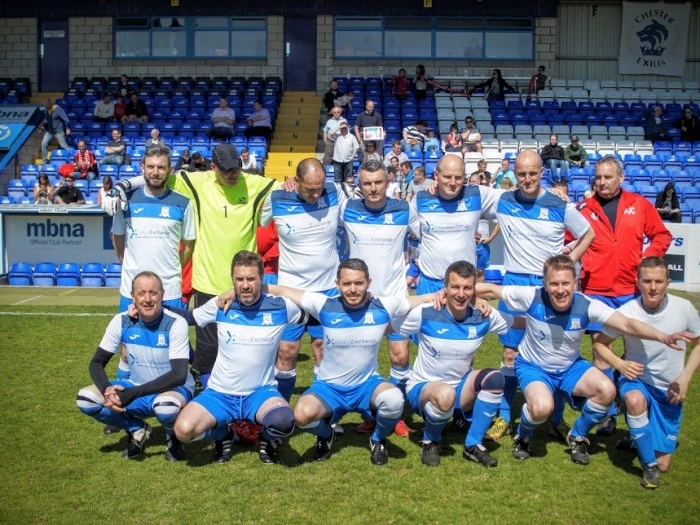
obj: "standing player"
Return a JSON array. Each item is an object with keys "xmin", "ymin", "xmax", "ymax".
[
  {"xmin": 173, "ymin": 251, "xmax": 304, "ymax": 464},
  {"xmin": 261, "ymin": 259, "xmax": 436, "ymax": 465},
  {"xmin": 592, "ymin": 257, "xmax": 699, "ymax": 488},
  {"xmin": 486, "ymin": 150, "xmax": 595, "ymax": 441},
  {"xmin": 76, "ymin": 272, "xmax": 195, "ymax": 461},
  {"xmin": 476, "ymin": 255, "xmax": 689, "ymax": 465},
  {"xmin": 396, "ymin": 261, "xmax": 516, "ymax": 467},
  {"xmin": 259, "ymin": 158, "xmax": 346, "ymax": 402},
  {"xmin": 576, "ymin": 156, "xmax": 671, "ymax": 435},
  {"xmin": 339, "ymin": 160, "xmax": 419, "ymax": 435}
]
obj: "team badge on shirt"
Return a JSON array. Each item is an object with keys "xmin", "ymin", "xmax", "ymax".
[
  {"xmin": 457, "ymin": 201, "xmax": 467, "ymax": 212},
  {"xmin": 538, "ymin": 208, "xmax": 549, "ymax": 220},
  {"xmin": 157, "ymin": 333, "xmax": 167, "ymax": 346},
  {"xmin": 468, "ymin": 326, "xmax": 478, "ymax": 339},
  {"xmin": 317, "ymin": 197, "xmax": 327, "ymax": 209},
  {"xmin": 570, "ymin": 317, "xmax": 581, "ymax": 330},
  {"xmin": 364, "ymin": 312, "xmax": 375, "ymax": 324},
  {"xmin": 384, "ymin": 213, "xmax": 394, "ymax": 225},
  {"xmin": 262, "ymin": 312, "xmax": 273, "ymax": 325},
  {"xmin": 159, "ymin": 206, "xmax": 170, "ymax": 218}
]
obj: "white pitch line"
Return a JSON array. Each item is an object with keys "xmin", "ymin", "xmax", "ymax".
[
  {"xmin": 12, "ymin": 295, "xmax": 43, "ymax": 306},
  {"xmin": 0, "ymin": 311, "xmax": 113, "ymax": 317}
]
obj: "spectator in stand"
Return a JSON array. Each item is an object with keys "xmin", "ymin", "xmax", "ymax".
[
  {"xmin": 115, "ymin": 74, "xmax": 134, "ymax": 100},
  {"xmin": 386, "ymin": 168, "xmax": 400, "ymax": 198},
  {"xmin": 244, "ymin": 101, "xmax": 273, "ymax": 141},
  {"xmin": 424, "ymin": 128, "xmax": 439, "ymax": 154},
  {"xmin": 354, "ymin": 99, "xmax": 384, "ymax": 153},
  {"xmin": 383, "ymin": 140, "xmax": 408, "ymax": 167},
  {"xmin": 240, "ymin": 148, "xmax": 259, "ymax": 174},
  {"xmin": 175, "ymin": 149, "xmax": 192, "ymax": 171},
  {"xmin": 470, "ymin": 69, "xmax": 514, "ymax": 102},
  {"xmin": 475, "ymin": 159, "xmax": 492, "ymax": 184},
  {"xmin": 334, "ymin": 92, "xmax": 355, "ymax": 115},
  {"xmin": 145, "ymin": 128, "xmax": 168, "ymax": 150},
  {"xmin": 387, "ymin": 156, "xmax": 400, "ymax": 178},
  {"xmin": 189, "ymin": 152, "xmax": 210, "ymax": 172},
  {"xmin": 33, "ymin": 173, "xmax": 56, "ymax": 204},
  {"xmin": 655, "ymin": 182, "xmax": 682, "ymax": 223},
  {"xmin": 99, "ymin": 129, "xmax": 129, "ymax": 167},
  {"xmin": 41, "ymin": 97, "xmax": 71, "ymax": 164},
  {"xmin": 399, "ymin": 160, "xmax": 414, "ymax": 191},
  {"xmin": 206, "ymin": 97, "xmax": 235, "ymax": 140},
  {"xmin": 256, "ymin": 222, "xmax": 279, "ymax": 284},
  {"xmin": 463, "ymin": 38, "xmax": 482, "ymax": 57},
  {"xmin": 122, "ymin": 93, "xmax": 149, "ymax": 124},
  {"xmin": 540, "ymin": 133, "xmax": 569, "ymax": 182},
  {"xmin": 646, "ymin": 105, "xmax": 669, "ymax": 142},
  {"xmin": 444, "ymin": 123, "xmax": 463, "ymax": 153},
  {"xmin": 113, "ymin": 96, "xmax": 126, "ymax": 123},
  {"xmin": 332, "ymin": 122, "xmax": 359, "ymax": 183},
  {"xmin": 674, "ymin": 106, "xmax": 700, "ymax": 142},
  {"xmin": 564, "ymin": 135, "xmax": 590, "ymax": 170},
  {"xmin": 493, "ymin": 158, "xmax": 516, "ymax": 188},
  {"xmin": 406, "ymin": 166, "xmax": 431, "ymax": 202},
  {"xmin": 500, "ymin": 177, "xmax": 515, "ymax": 190},
  {"xmin": 97, "ymin": 175, "xmax": 113, "ymax": 206},
  {"xmin": 73, "ymin": 140, "xmax": 98, "ymax": 182},
  {"xmin": 323, "ymin": 106, "xmax": 347, "ymax": 165},
  {"xmin": 392, "ymin": 68, "xmax": 409, "ymax": 100},
  {"xmin": 362, "ymin": 141, "xmax": 382, "ymax": 164},
  {"xmin": 527, "ymin": 65, "xmax": 547, "ymax": 98},
  {"xmin": 414, "ymin": 65, "xmax": 428, "ymax": 102},
  {"xmin": 401, "ymin": 120, "xmax": 427, "ymax": 153},
  {"xmin": 93, "ymin": 93, "xmax": 115, "ymax": 123},
  {"xmin": 323, "ymin": 80, "xmax": 344, "ymax": 115},
  {"xmin": 461, "ymin": 116, "xmax": 483, "ymax": 153},
  {"xmin": 55, "ymin": 175, "xmax": 85, "ymax": 205}
]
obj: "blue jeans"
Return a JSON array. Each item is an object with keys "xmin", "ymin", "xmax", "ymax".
[
  {"xmin": 42, "ymin": 132, "xmax": 70, "ymax": 161},
  {"xmin": 99, "ymin": 155, "xmax": 124, "ymax": 167},
  {"xmin": 74, "ymin": 171, "xmax": 96, "ymax": 182},
  {"xmin": 401, "ymin": 140, "xmax": 423, "ymax": 153},
  {"xmin": 547, "ymin": 159, "xmax": 569, "ymax": 182}
]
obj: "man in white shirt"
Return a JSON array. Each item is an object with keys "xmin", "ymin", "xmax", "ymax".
[
  {"xmin": 332, "ymin": 122, "xmax": 359, "ymax": 183},
  {"xmin": 93, "ymin": 93, "xmax": 115, "ymax": 123},
  {"xmin": 244, "ymin": 101, "xmax": 273, "ymax": 141},
  {"xmin": 206, "ymin": 97, "xmax": 235, "ymax": 140},
  {"xmin": 323, "ymin": 107, "xmax": 347, "ymax": 165},
  {"xmin": 383, "ymin": 140, "xmax": 409, "ymax": 168},
  {"xmin": 592, "ymin": 256, "xmax": 699, "ymax": 489},
  {"xmin": 240, "ymin": 148, "xmax": 259, "ymax": 174}
]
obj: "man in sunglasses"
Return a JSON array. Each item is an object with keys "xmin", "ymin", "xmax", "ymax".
[{"xmin": 674, "ymin": 107, "xmax": 699, "ymax": 143}]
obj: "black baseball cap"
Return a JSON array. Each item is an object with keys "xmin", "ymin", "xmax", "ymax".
[{"xmin": 211, "ymin": 143, "xmax": 242, "ymax": 171}]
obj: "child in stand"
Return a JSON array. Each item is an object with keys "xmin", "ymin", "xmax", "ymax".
[{"xmin": 423, "ymin": 128, "xmax": 439, "ymax": 153}]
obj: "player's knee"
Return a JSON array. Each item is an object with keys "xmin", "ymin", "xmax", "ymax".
[
  {"xmin": 174, "ymin": 416, "xmax": 197, "ymax": 442},
  {"xmin": 474, "ymin": 368, "xmax": 505, "ymax": 393},
  {"xmin": 293, "ymin": 399, "xmax": 316, "ymax": 427},
  {"xmin": 597, "ymin": 380, "xmax": 617, "ymax": 404},
  {"xmin": 624, "ymin": 391, "xmax": 647, "ymax": 415},
  {"xmin": 152, "ymin": 394, "xmax": 184, "ymax": 427},
  {"xmin": 432, "ymin": 386, "xmax": 456, "ymax": 412},
  {"xmin": 76, "ymin": 386, "xmax": 104, "ymax": 415},
  {"xmin": 278, "ymin": 341, "xmax": 300, "ymax": 366},
  {"xmin": 502, "ymin": 347, "xmax": 517, "ymax": 365},
  {"xmin": 529, "ymin": 398, "xmax": 554, "ymax": 420},
  {"xmin": 388, "ymin": 345, "xmax": 409, "ymax": 366},
  {"xmin": 260, "ymin": 404, "xmax": 295, "ymax": 439},
  {"xmin": 374, "ymin": 388, "xmax": 404, "ymax": 420}
]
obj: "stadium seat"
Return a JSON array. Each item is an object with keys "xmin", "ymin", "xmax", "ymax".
[
  {"xmin": 32, "ymin": 262, "xmax": 56, "ymax": 286},
  {"xmin": 56, "ymin": 263, "xmax": 80, "ymax": 287},
  {"xmin": 104, "ymin": 263, "xmax": 122, "ymax": 288},
  {"xmin": 80, "ymin": 263, "xmax": 104, "ymax": 287},
  {"xmin": 8, "ymin": 179, "xmax": 27, "ymax": 199},
  {"xmin": 8, "ymin": 262, "xmax": 32, "ymax": 285}
]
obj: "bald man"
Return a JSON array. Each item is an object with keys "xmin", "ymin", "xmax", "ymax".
[{"xmin": 485, "ymin": 149, "xmax": 596, "ymax": 441}]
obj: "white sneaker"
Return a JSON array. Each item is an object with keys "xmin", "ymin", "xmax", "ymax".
[{"xmin": 331, "ymin": 423, "xmax": 345, "ymax": 435}]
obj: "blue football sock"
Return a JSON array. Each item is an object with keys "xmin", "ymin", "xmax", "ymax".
[
  {"xmin": 551, "ymin": 390, "xmax": 567, "ymax": 425},
  {"xmin": 115, "ymin": 359, "xmax": 130, "ymax": 380},
  {"xmin": 372, "ymin": 414, "xmax": 401, "ymax": 442},
  {"xmin": 465, "ymin": 391, "xmax": 502, "ymax": 447},
  {"xmin": 200, "ymin": 373, "xmax": 211, "ymax": 390},
  {"xmin": 299, "ymin": 419, "xmax": 333, "ymax": 440},
  {"xmin": 500, "ymin": 364, "xmax": 516, "ymax": 423},
  {"xmin": 627, "ymin": 412, "xmax": 657, "ymax": 467},
  {"xmin": 422, "ymin": 401, "xmax": 451, "ymax": 443},
  {"xmin": 275, "ymin": 368, "xmax": 297, "ymax": 402},
  {"xmin": 601, "ymin": 368, "xmax": 618, "ymax": 417},
  {"xmin": 571, "ymin": 400, "xmax": 609, "ymax": 438},
  {"xmin": 389, "ymin": 365, "xmax": 410, "ymax": 397},
  {"xmin": 516, "ymin": 403, "xmax": 545, "ymax": 438}
]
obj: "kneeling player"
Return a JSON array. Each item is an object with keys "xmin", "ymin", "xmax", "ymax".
[
  {"xmin": 76, "ymin": 272, "xmax": 194, "ymax": 461},
  {"xmin": 593, "ymin": 257, "xmax": 699, "ymax": 488},
  {"xmin": 173, "ymin": 251, "xmax": 304, "ymax": 464},
  {"xmin": 396, "ymin": 261, "xmax": 519, "ymax": 467},
  {"xmin": 477, "ymin": 255, "xmax": 688, "ymax": 465}
]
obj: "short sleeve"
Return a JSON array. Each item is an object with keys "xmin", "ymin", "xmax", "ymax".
[
  {"xmin": 500, "ymin": 286, "xmax": 538, "ymax": 313},
  {"xmin": 393, "ymin": 304, "xmax": 425, "ymax": 337},
  {"xmin": 338, "ymin": 200, "xmax": 348, "ymax": 226},
  {"xmin": 600, "ymin": 301, "xmax": 634, "ymax": 339},
  {"xmin": 98, "ymin": 315, "xmax": 123, "ymax": 354},
  {"xmin": 588, "ymin": 298, "xmax": 616, "ymax": 328},
  {"xmin": 260, "ymin": 192, "xmax": 273, "ymax": 227},
  {"xmin": 684, "ymin": 301, "xmax": 700, "ymax": 337},
  {"xmin": 564, "ymin": 203, "xmax": 591, "ymax": 239},
  {"xmin": 192, "ymin": 297, "xmax": 220, "ymax": 327},
  {"xmin": 168, "ymin": 317, "xmax": 192, "ymax": 360},
  {"xmin": 379, "ymin": 296, "xmax": 411, "ymax": 319},
  {"xmin": 111, "ymin": 210, "xmax": 126, "ymax": 235},
  {"xmin": 478, "ymin": 186, "xmax": 505, "ymax": 220},
  {"xmin": 408, "ymin": 198, "xmax": 421, "ymax": 239},
  {"xmin": 488, "ymin": 311, "xmax": 513, "ymax": 335},
  {"xmin": 301, "ymin": 292, "xmax": 330, "ymax": 320},
  {"xmin": 284, "ymin": 297, "xmax": 306, "ymax": 324},
  {"xmin": 182, "ymin": 203, "xmax": 196, "ymax": 241}
]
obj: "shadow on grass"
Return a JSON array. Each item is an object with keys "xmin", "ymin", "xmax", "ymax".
[{"xmin": 601, "ymin": 430, "xmax": 643, "ymax": 477}]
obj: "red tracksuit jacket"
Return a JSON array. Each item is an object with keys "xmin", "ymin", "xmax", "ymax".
[
  {"xmin": 576, "ymin": 190, "xmax": 672, "ymax": 296},
  {"xmin": 256, "ymin": 222, "xmax": 279, "ymax": 275}
]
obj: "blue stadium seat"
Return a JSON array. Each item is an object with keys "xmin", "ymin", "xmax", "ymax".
[
  {"xmin": 32, "ymin": 262, "xmax": 56, "ymax": 286},
  {"xmin": 0, "ymin": 196, "xmax": 14, "ymax": 204},
  {"xmin": 8, "ymin": 262, "xmax": 32, "ymax": 285},
  {"xmin": 21, "ymin": 164, "xmax": 40, "ymax": 178},
  {"xmin": 80, "ymin": 263, "xmax": 104, "ymax": 287},
  {"xmin": 105, "ymin": 262, "xmax": 122, "ymax": 288},
  {"xmin": 56, "ymin": 263, "xmax": 80, "ymax": 287},
  {"xmin": 8, "ymin": 179, "xmax": 27, "ymax": 199},
  {"xmin": 682, "ymin": 186, "xmax": 700, "ymax": 204}
]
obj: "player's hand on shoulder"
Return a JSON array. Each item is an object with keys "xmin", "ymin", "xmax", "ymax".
[
  {"xmin": 126, "ymin": 303, "xmax": 139, "ymax": 319},
  {"xmin": 473, "ymin": 297, "xmax": 492, "ymax": 317},
  {"xmin": 616, "ymin": 360, "xmax": 644, "ymax": 381},
  {"xmin": 282, "ymin": 177, "xmax": 298, "ymax": 193},
  {"xmin": 427, "ymin": 179, "xmax": 439, "ymax": 197},
  {"xmin": 432, "ymin": 289, "xmax": 447, "ymax": 310},
  {"xmin": 216, "ymin": 288, "xmax": 237, "ymax": 312}
]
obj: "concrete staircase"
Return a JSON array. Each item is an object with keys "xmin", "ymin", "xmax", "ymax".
[{"xmin": 265, "ymin": 92, "xmax": 321, "ymax": 182}]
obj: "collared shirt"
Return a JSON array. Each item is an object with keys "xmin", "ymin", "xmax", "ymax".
[
  {"xmin": 250, "ymin": 108, "xmax": 272, "ymax": 128},
  {"xmin": 211, "ymin": 107, "xmax": 236, "ymax": 129},
  {"xmin": 324, "ymin": 116, "xmax": 347, "ymax": 142},
  {"xmin": 333, "ymin": 133, "xmax": 359, "ymax": 163}
]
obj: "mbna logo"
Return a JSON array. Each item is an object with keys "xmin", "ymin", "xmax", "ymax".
[{"xmin": 26, "ymin": 219, "xmax": 85, "ymax": 237}]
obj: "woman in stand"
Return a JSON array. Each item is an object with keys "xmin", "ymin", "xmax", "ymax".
[
  {"xmin": 97, "ymin": 175, "xmax": 113, "ymax": 206},
  {"xmin": 414, "ymin": 65, "xmax": 427, "ymax": 102},
  {"xmin": 33, "ymin": 173, "xmax": 56, "ymax": 204}
]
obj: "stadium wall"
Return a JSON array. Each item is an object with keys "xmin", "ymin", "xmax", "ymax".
[{"xmin": 0, "ymin": 18, "xmax": 39, "ymax": 90}]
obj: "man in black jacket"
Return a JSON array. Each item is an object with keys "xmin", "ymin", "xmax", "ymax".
[
  {"xmin": 540, "ymin": 134, "xmax": 569, "ymax": 182},
  {"xmin": 655, "ymin": 182, "xmax": 682, "ymax": 223},
  {"xmin": 674, "ymin": 107, "xmax": 700, "ymax": 143},
  {"xmin": 324, "ymin": 80, "xmax": 344, "ymax": 115}
]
